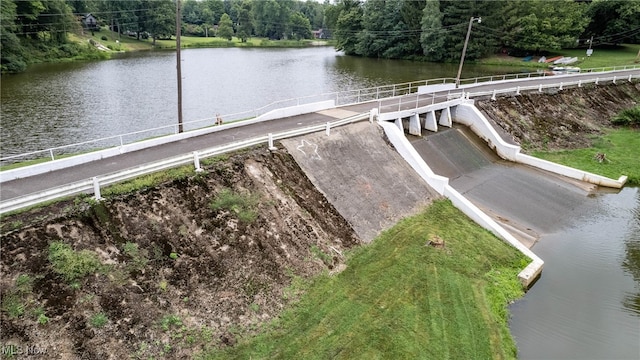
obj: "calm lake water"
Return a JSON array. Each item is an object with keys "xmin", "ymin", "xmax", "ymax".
[
  {"xmin": 510, "ymin": 186, "xmax": 640, "ymax": 360},
  {"xmin": 1, "ymin": 46, "xmax": 638, "ymax": 358},
  {"xmin": 1, "ymin": 46, "xmax": 510, "ymax": 157}
]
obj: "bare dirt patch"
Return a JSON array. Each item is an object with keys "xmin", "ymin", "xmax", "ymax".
[
  {"xmin": 475, "ymin": 82, "xmax": 640, "ymax": 151},
  {"xmin": 0, "ymin": 147, "xmax": 359, "ymax": 359}
]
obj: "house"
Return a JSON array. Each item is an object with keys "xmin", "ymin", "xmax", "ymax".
[
  {"xmin": 82, "ymin": 14, "xmax": 99, "ymax": 31},
  {"xmin": 313, "ymin": 29, "xmax": 330, "ymax": 39}
]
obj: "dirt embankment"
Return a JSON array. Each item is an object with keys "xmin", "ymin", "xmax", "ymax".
[
  {"xmin": 1, "ymin": 82, "xmax": 638, "ymax": 359},
  {"xmin": 475, "ymin": 81, "xmax": 640, "ymax": 151},
  {"xmin": 0, "ymin": 148, "xmax": 359, "ymax": 359}
]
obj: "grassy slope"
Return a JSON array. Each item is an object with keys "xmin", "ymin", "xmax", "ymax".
[
  {"xmin": 201, "ymin": 200, "xmax": 528, "ymax": 360},
  {"xmin": 532, "ymin": 127, "xmax": 640, "ymax": 185}
]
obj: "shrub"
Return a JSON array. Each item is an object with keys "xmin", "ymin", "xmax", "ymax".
[
  {"xmin": 89, "ymin": 312, "xmax": 108, "ymax": 328},
  {"xmin": 101, "ymin": 35, "xmax": 108, "ymax": 41},
  {"xmin": 611, "ymin": 106, "xmax": 640, "ymax": 126},
  {"xmin": 48, "ymin": 241, "xmax": 104, "ymax": 282},
  {"xmin": 210, "ymin": 188, "xmax": 259, "ymax": 223}
]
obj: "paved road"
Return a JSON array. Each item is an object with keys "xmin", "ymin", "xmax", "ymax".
[{"xmin": 1, "ymin": 69, "xmax": 637, "ymax": 203}]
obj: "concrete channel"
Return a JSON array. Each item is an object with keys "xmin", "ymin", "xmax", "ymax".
[{"xmin": 410, "ymin": 124, "xmax": 598, "ymax": 249}]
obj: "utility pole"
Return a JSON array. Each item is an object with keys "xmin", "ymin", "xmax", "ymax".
[
  {"xmin": 176, "ymin": 0, "xmax": 184, "ymax": 133},
  {"xmin": 455, "ymin": 16, "xmax": 481, "ymax": 88}
]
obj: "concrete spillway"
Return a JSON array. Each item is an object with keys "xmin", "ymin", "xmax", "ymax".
[{"xmin": 411, "ymin": 125, "xmax": 597, "ymax": 248}]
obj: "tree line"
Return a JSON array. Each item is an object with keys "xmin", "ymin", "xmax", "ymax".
[
  {"xmin": 2, "ymin": 0, "xmax": 639, "ymax": 73},
  {"xmin": 328, "ymin": 0, "xmax": 639, "ymax": 61}
]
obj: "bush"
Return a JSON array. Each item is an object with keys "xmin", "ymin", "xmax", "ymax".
[
  {"xmin": 101, "ymin": 35, "xmax": 108, "ymax": 41},
  {"xmin": 210, "ymin": 188, "xmax": 259, "ymax": 223},
  {"xmin": 612, "ymin": 106, "xmax": 640, "ymax": 126},
  {"xmin": 89, "ymin": 312, "xmax": 108, "ymax": 328},
  {"xmin": 48, "ymin": 241, "xmax": 104, "ymax": 282}
]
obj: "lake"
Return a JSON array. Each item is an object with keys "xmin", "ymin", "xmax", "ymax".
[{"xmin": 1, "ymin": 46, "xmax": 638, "ymax": 358}]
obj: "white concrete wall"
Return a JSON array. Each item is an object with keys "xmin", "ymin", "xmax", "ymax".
[
  {"xmin": 378, "ymin": 120, "xmax": 543, "ymax": 288},
  {"xmin": 453, "ymin": 102, "xmax": 627, "ymax": 188},
  {"xmin": 0, "ymin": 100, "xmax": 335, "ymax": 182},
  {"xmin": 453, "ymin": 102, "xmax": 520, "ymax": 161},
  {"xmin": 418, "ymin": 83, "xmax": 456, "ymax": 94},
  {"xmin": 378, "ymin": 121, "xmax": 448, "ymax": 194}
]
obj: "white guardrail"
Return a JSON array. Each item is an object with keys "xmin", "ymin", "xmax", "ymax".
[
  {"xmin": 5, "ymin": 64, "xmax": 637, "ymax": 165},
  {"xmin": 375, "ymin": 70, "xmax": 640, "ymax": 114},
  {"xmin": 0, "ymin": 113, "xmax": 370, "ymax": 215}
]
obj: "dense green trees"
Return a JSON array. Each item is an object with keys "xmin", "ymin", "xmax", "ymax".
[
  {"xmin": 333, "ymin": 0, "xmax": 639, "ymax": 61},
  {"xmin": 2, "ymin": 0, "xmax": 638, "ymax": 73}
]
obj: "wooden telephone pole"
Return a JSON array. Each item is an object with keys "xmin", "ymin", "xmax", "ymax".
[{"xmin": 176, "ymin": 0, "xmax": 184, "ymax": 133}]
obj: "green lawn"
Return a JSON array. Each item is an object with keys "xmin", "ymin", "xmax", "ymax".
[
  {"xmin": 200, "ymin": 200, "xmax": 528, "ymax": 360},
  {"xmin": 152, "ymin": 35, "xmax": 329, "ymax": 49},
  {"xmin": 532, "ymin": 127, "xmax": 640, "ymax": 185},
  {"xmin": 480, "ymin": 43, "xmax": 640, "ymax": 70}
]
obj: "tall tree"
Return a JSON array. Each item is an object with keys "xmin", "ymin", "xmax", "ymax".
[
  {"xmin": 420, "ymin": 0, "xmax": 446, "ymax": 62},
  {"xmin": 252, "ymin": 0, "xmax": 293, "ymax": 40},
  {"xmin": 501, "ymin": 0, "xmax": 588, "ymax": 52},
  {"xmin": 142, "ymin": 0, "xmax": 175, "ymax": 45},
  {"xmin": 583, "ymin": 0, "xmax": 640, "ymax": 45},
  {"xmin": 235, "ymin": 0, "xmax": 252, "ymax": 42},
  {"xmin": 1, "ymin": 0, "xmax": 26, "ymax": 72},
  {"xmin": 333, "ymin": 0, "xmax": 363, "ymax": 55},
  {"xmin": 289, "ymin": 11, "xmax": 312, "ymax": 40},
  {"xmin": 204, "ymin": 0, "xmax": 225, "ymax": 24},
  {"xmin": 217, "ymin": 12, "xmax": 234, "ymax": 40}
]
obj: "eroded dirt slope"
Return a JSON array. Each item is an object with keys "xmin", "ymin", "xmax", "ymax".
[
  {"xmin": 0, "ymin": 148, "xmax": 358, "ymax": 359},
  {"xmin": 475, "ymin": 81, "xmax": 640, "ymax": 151}
]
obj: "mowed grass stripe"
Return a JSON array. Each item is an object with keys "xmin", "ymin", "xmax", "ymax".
[{"xmin": 200, "ymin": 200, "xmax": 526, "ymax": 360}]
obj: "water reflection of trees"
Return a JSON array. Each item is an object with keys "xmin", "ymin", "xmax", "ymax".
[{"xmin": 622, "ymin": 189, "xmax": 640, "ymax": 314}]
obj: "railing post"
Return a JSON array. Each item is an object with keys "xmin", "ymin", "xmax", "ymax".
[
  {"xmin": 193, "ymin": 151, "xmax": 203, "ymax": 172},
  {"xmin": 358, "ymin": 89, "xmax": 361, "ymax": 103},
  {"xmin": 613, "ymin": 76, "xmax": 617, "ymax": 84},
  {"xmin": 325, "ymin": 122, "xmax": 331, "ymax": 136},
  {"xmin": 398, "ymin": 97, "xmax": 402, "ymax": 112},
  {"xmin": 578, "ymin": 80, "xmax": 582, "ymax": 88},
  {"xmin": 415, "ymin": 92, "xmax": 420, "ymax": 109},
  {"xmin": 559, "ymin": 82, "xmax": 563, "ymax": 91},
  {"xmin": 491, "ymin": 89, "xmax": 497, "ymax": 101},
  {"xmin": 393, "ymin": 85, "xmax": 396, "ymax": 97},
  {"xmin": 538, "ymin": 84, "xmax": 543, "ymax": 93},
  {"xmin": 268, "ymin": 133, "xmax": 276, "ymax": 150},
  {"xmin": 629, "ymin": 74, "xmax": 633, "ymax": 82},
  {"xmin": 93, "ymin": 177, "xmax": 102, "ymax": 201},
  {"xmin": 49, "ymin": 149, "xmax": 55, "ymax": 161},
  {"xmin": 119, "ymin": 135, "xmax": 124, "ymax": 147},
  {"xmin": 595, "ymin": 78, "xmax": 599, "ymax": 85},
  {"xmin": 516, "ymin": 86, "xmax": 520, "ymax": 95}
]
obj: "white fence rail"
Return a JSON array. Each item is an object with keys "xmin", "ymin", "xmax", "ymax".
[
  {"xmin": 0, "ymin": 113, "xmax": 370, "ymax": 214},
  {"xmin": 6, "ymin": 65, "xmax": 636, "ymax": 165},
  {"xmin": 375, "ymin": 72, "xmax": 640, "ymax": 115},
  {"xmin": 469, "ymin": 73, "xmax": 640, "ymax": 100}
]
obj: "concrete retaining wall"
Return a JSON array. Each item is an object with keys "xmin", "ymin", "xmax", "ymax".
[
  {"xmin": 418, "ymin": 83, "xmax": 456, "ymax": 94},
  {"xmin": 378, "ymin": 120, "xmax": 543, "ymax": 288},
  {"xmin": 453, "ymin": 102, "xmax": 627, "ymax": 188},
  {"xmin": 0, "ymin": 100, "xmax": 335, "ymax": 182},
  {"xmin": 378, "ymin": 121, "xmax": 448, "ymax": 194}
]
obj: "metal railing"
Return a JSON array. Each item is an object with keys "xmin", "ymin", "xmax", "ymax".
[
  {"xmin": 2, "ymin": 66, "xmax": 638, "ymax": 166},
  {"xmin": 0, "ymin": 113, "xmax": 370, "ymax": 214},
  {"xmin": 0, "ymin": 79, "xmax": 451, "ymax": 165},
  {"xmin": 457, "ymin": 64, "xmax": 640, "ymax": 87},
  {"xmin": 468, "ymin": 72, "xmax": 640, "ymax": 100}
]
